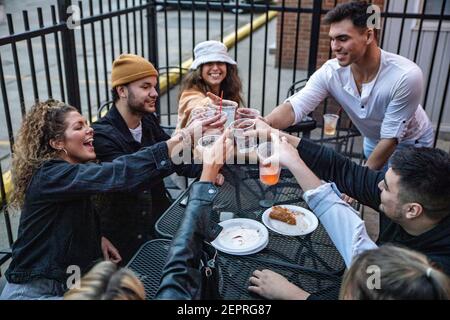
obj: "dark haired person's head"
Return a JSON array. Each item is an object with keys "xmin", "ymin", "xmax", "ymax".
[
  {"xmin": 111, "ymin": 54, "xmax": 159, "ymax": 115},
  {"xmin": 378, "ymin": 147, "xmax": 450, "ymax": 224},
  {"xmin": 340, "ymin": 245, "xmax": 450, "ymax": 300},
  {"xmin": 323, "ymin": 1, "xmax": 379, "ymax": 67},
  {"xmin": 11, "ymin": 100, "xmax": 94, "ymax": 208}
]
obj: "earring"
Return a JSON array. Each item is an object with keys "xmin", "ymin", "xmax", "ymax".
[{"xmin": 59, "ymin": 148, "xmax": 68, "ymax": 156}]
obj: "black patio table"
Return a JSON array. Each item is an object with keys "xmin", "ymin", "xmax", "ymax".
[{"xmin": 127, "ymin": 164, "xmax": 345, "ymax": 300}]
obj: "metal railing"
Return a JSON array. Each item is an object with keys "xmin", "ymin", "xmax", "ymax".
[{"xmin": 0, "ymin": 0, "xmax": 449, "ymax": 266}]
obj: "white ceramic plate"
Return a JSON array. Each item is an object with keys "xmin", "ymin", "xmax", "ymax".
[
  {"xmin": 211, "ymin": 218, "xmax": 269, "ymax": 255},
  {"xmin": 262, "ymin": 205, "xmax": 318, "ymax": 236}
]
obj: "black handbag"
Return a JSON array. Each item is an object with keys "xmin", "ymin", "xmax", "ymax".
[{"xmin": 199, "ymin": 242, "xmax": 222, "ymax": 300}]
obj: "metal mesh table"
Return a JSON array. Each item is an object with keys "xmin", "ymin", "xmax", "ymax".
[
  {"xmin": 156, "ymin": 165, "xmax": 345, "ymax": 275},
  {"xmin": 129, "ymin": 165, "xmax": 345, "ymax": 300},
  {"xmin": 127, "ymin": 239, "xmax": 341, "ymax": 300}
]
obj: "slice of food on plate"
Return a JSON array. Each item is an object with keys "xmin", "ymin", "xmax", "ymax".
[{"xmin": 269, "ymin": 206, "xmax": 302, "ymax": 225}]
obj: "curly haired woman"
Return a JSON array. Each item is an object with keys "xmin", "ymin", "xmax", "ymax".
[{"xmin": 0, "ymin": 99, "xmax": 226, "ymax": 300}]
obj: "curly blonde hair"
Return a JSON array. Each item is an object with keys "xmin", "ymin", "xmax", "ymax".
[
  {"xmin": 178, "ymin": 63, "xmax": 245, "ymax": 106},
  {"xmin": 10, "ymin": 99, "xmax": 77, "ymax": 208},
  {"xmin": 64, "ymin": 261, "xmax": 146, "ymax": 300}
]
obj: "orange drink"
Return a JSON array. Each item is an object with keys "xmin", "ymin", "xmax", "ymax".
[
  {"xmin": 323, "ymin": 114, "xmax": 339, "ymax": 136},
  {"xmin": 257, "ymin": 142, "xmax": 280, "ymax": 186},
  {"xmin": 260, "ymin": 166, "xmax": 280, "ymax": 186}
]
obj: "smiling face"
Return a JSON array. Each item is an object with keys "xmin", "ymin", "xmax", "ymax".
[
  {"xmin": 201, "ymin": 62, "xmax": 227, "ymax": 93},
  {"xmin": 125, "ymin": 76, "xmax": 159, "ymax": 115},
  {"xmin": 51, "ymin": 111, "xmax": 96, "ymax": 164},
  {"xmin": 329, "ymin": 19, "xmax": 371, "ymax": 67}
]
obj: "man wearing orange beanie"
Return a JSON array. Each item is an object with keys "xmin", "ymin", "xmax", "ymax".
[{"xmin": 92, "ymin": 54, "xmax": 203, "ymax": 264}]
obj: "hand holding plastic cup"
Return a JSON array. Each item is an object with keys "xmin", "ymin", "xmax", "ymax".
[
  {"xmin": 209, "ymin": 99, "xmax": 237, "ymax": 128},
  {"xmin": 257, "ymin": 141, "xmax": 281, "ymax": 186},
  {"xmin": 230, "ymin": 119, "xmax": 257, "ymax": 154},
  {"xmin": 323, "ymin": 114, "xmax": 339, "ymax": 136},
  {"xmin": 196, "ymin": 134, "xmax": 221, "ymax": 161},
  {"xmin": 236, "ymin": 108, "xmax": 261, "ymax": 120}
]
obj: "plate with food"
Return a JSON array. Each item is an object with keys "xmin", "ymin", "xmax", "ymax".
[
  {"xmin": 211, "ymin": 218, "xmax": 269, "ymax": 255},
  {"xmin": 262, "ymin": 205, "xmax": 318, "ymax": 236}
]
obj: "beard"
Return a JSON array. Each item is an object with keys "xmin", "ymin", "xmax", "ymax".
[{"xmin": 127, "ymin": 89, "xmax": 155, "ymax": 116}]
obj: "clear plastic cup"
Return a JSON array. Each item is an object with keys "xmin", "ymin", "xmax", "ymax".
[
  {"xmin": 257, "ymin": 142, "xmax": 280, "ymax": 186},
  {"xmin": 191, "ymin": 106, "xmax": 209, "ymax": 118},
  {"xmin": 197, "ymin": 134, "xmax": 221, "ymax": 160},
  {"xmin": 323, "ymin": 114, "xmax": 339, "ymax": 136},
  {"xmin": 230, "ymin": 119, "xmax": 257, "ymax": 154},
  {"xmin": 209, "ymin": 99, "xmax": 238, "ymax": 128},
  {"xmin": 237, "ymin": 108, "xmax": 261, "ymax": 119}
]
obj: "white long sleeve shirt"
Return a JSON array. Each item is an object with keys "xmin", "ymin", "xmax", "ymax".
[{"xmin": 303, "ymin": 183, "xmax": 378, "ymax": 267}]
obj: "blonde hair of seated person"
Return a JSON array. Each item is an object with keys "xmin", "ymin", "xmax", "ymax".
[
  {"xmin": 64, "ymin": 261, "xmax": 145, "ymax": 300},
  {"xmin": 340, "ymin": 245, "xmax": 450, "ymax": 300}
]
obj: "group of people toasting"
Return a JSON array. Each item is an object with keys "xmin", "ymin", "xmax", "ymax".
[{"xmin": 1, "ymin": 1, "xmax": 449, "ymax": 300}]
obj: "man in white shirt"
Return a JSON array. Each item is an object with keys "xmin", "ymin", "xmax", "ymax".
[{"xmin": 265, "ymin": 1, "xmax": 434, "ymax": 170}]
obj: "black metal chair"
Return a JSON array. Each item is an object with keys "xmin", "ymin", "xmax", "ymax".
[
  {"xmin": 284, "ymin": 78, "xmax": 317, "ymax": 138},
  {"xmin": 97, "ymin": 100, "xmax": 114, "ymax": 119}
]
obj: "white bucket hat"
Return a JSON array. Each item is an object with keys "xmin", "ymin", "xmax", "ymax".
[{"xmin": 190, "ymin": 40, "xmax": 237, "ymax": 70}]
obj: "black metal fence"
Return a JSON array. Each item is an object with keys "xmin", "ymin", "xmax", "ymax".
[{"xmin": 0, "ymin": 0, "xmax": 449, "ymax": 263}]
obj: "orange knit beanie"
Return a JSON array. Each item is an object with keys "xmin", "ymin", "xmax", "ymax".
[{"xmin": 111, "ymin": 54, "xmax": 158, "ymax": 87}]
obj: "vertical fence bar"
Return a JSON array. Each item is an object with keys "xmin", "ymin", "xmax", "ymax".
[
  {"xmin": 261, "ymin": 2, "xmax": 269, "ymax": 116},
  {"xmin": 117, "ymin": 0, "xmax": 123, "ymax": 54},
  {"xmin": 380, "ymin": 0, "xmax": 390, "ymax": 49},
  {"xmin": 178, "ymin": 0, "xmax": 182, "ymax": 89},
  {"xmin": 51, "ymin": 6, "xmax": 66, "ymax": 102},
  {"xmin": 133, "ymin": 0, "xmax": 138, "ymax": 54},
  {"xmin": 328, "ymin": 0, "xmax": 337, "ymax": 60},
  {"xmin": 163, "ymin": 0, "xmax": 171, "ymax": 123},
  {"xmin": 23, "ymin": 11, "xmax": 39, "ymax": 102},
  {"xmin": 413, "ymin": 0, "xmax": 427, "ymax": 63},
  {"xmin": 147, "ymin": 0, "xmax": 160, "ymax": 115},
  {"xmin": 308, "ymin": 0, "xmax": 321, "ymax": 78},
  {"xmin": 292, "ymin": 0, "xmax": 302, "ymax": 85},
  {"xmin": 191, "ymin": 0, "xmax": 196, "ymax": 54},
  {"xmin": 234, "ymin": 0, "xmax": 238, "ymax": 61},
  {"xmin": 109, "ymin": 0, "xmax": 116, "ymax": 60},
  {"xmin": 58, "ymin": 0, "xmax": 81, "ymax": 111},
  {"xmin": 0, "ymin": 53, "xmax": 14, "ymax": 153},
  {"xmin": 220, "ymin": 0, "xmax": 224, "ymax": 42},
  {"xmin": 276, "ymin": 0, "xmax": 286, "ymax": 104},
  {"xmin": 89, "ymin": 0, "xmax": 101, "ymax": 109},
  {"xmin": 140, "ymin": 0, "xmax": 144, "ymax": 57},
  {"xmin": 423, "ymin": 0, "xmax": 446, "ymax": 111},
  {"xmin": 125, "ymin": 0, "xmax": 131, "ymax": 53},
  {"xmin": 99, "ymin": 1, "xmax": 109, "ymax": 101},
  {"xmin": 206, "ymin": 0, "xmax": 210, "ymax": 40},
  {"xmin": 322, "ymin": 0, "xmax": 338, "ymax": 121},
  {"xmin": 38, "ymin": 8, "xmax": 53, "ymax": 99},
  {"xmin": 247, "ymin": 1, "xmax": 254, "ymax": 107},
  {"xmin": 396, "ymin": 0, "xmax": 408, "ymax": 55},
  {"xmin": 79, "ymin": 1, "xmax": 92, "ymax": 122},
  {"xmin": 6, "ymin": 15, "xmax": 26, "ymax": 118},
  {"xmin": 147, "ymin": 0, "xmax": 159, "ymax": 67},
  {"xmin": 433, "ymin": 59, "xmax": 450, "ymax": 147}
]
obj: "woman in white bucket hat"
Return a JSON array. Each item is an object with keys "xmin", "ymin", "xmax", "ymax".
[{"xmin": 176, "ymin": 40, "xmax": 244, "ymax": 130}]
